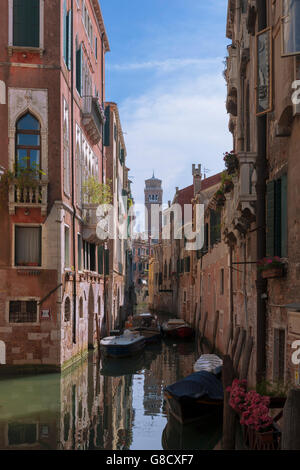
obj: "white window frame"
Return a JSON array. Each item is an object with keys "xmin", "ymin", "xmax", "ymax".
[
  {"xmin": 8, "ymin": 0, "xmax": 45, "ymax": 57},
  {"xmin": 12, "ymin": 223, "xmax": 43, "ymax": 269}
]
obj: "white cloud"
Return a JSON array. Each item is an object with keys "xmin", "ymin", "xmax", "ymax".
[
  {"xmin": 119, "ymin": 65, "xmax": 232, "ymax": 205},
  {"xmin": 107, "ymin": 57, "xmax": 223, "ymax": 73}
]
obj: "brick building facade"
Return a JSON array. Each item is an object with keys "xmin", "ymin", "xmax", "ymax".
[{"xmin": 0, "ymin": 0, "xmax": 132, "ymax": 371}]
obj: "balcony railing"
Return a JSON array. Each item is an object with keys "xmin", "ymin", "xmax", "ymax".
[
  {"xmin": 8, "ymin": 181, "xmax": 48, "ymax": 215},
  {"xmin": 82, "ymin": 97, "xmax": 105, "ymax": 145}
]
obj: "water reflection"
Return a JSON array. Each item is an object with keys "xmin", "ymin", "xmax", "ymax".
[{"xmin": 0, "ymin": 322, "xmax": 222, "ymax": 450}]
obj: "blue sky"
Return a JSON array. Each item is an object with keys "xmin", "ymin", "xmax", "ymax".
[{"xmin": 100, "ymin": 0, "xmax": 232, "ymax": 205}]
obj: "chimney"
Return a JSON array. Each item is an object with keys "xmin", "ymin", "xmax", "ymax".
[{"xmin": 192, "ymin": 164, "xmax": 202, "ymax": 196}]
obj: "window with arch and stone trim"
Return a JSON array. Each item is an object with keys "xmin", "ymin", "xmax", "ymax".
[
  {"xmin": 64, "ymin": 297, "xmax": 71, "ymax": 322},
  {"xmin": 79, "ymin": 297, "xmax": 84, "ymax": 319}
]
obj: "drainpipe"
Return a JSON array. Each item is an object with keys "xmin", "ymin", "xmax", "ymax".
[
  {"xmin": 70, "ymin": 0, "xmax": 77, "ymax": 344},
  {"xmin": 256, "ymin": 0, "xmax": 267, "ymax": 383}
]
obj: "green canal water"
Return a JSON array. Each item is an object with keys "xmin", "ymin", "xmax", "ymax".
[{"xmin": 0, "ymin": 322, "xmax": 222, "ymax": 450}]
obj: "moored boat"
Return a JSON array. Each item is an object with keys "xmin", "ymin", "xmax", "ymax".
[
  {"xmin": 193, "ymin": 354, "xmax": 223, "ymax": 375},
  {"xmin": 162, "ymin": 319, "xmax": 194, "ymax": 339},
  {"xmin": 128, "ymin": 313, "xmax": 161, "ymax": 343},
  {"xmin": 164, "ymin": 370, "xmax": 223, "ymax": 424},
  {"xmin": 100, "ymin": 330, "xmax": 145, "ymax": 358}
]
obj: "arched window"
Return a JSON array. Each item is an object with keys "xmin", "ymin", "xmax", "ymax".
[
  {"xmin": 64, "ymin": 297, "xmax": 71, "ymax": 322},
  {"xmin": 16, "ymin": 112, "xmax": 41, "ymax": 172},
  {"xmin": 79, "ymin": 297, "xmax": 84, "ymax": 319}
]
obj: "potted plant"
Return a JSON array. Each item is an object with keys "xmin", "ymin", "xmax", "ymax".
[
  {"xmin": 0, "ymin": 162, "xmax": 45, "ymax": 207},
  {"xmin": 257, "ymin": 257, "xmax": 285, "ymax": 279},
  {"xmin": 215, "ymin": 189, "xmax": 226, "ymax": 207},
  {"xmin": 82, "ymin": 176, "xmax": 112, "ymax": 205},
  {"xmin": 221, "ymin": 171, "xmax": 234, "ymax": 193},
  {"xmin": 224, "ymin": 151, "xmax": 239, "ymax": 175}
]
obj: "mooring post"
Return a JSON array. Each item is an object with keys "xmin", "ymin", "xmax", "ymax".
[
  {"xmin": 222, "ymin": 355, "xmax": 236, "ymax": 450},
  {"xmin": 282, "ymin": 387, "xmax": 300, "ymax": 450}
]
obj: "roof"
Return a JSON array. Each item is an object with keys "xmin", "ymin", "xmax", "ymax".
[
  {"xmin": 200, "ymin": 173, "xmax": 222, "ymax": 192},
  {"xmin": 91, "ymin": 0, "xmax": 110, "ymax": 52},
  {"xmin": 174, "ymin": 184, "xmax": 194, "ymax": 208}
]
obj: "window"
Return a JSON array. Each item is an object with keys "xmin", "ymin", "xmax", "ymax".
[
  {"xmin": 273, "ymin": 329, "xmax": 285, "ymax": 382},
  {"xmin": 76, "ymin": 43, "xmax": 83, "ymax": 95},
  {"xmin": 210, "ymin": 209, "xmax": 221, "ymax": 248},
  {"xmin": 95, "ymin": 36, "xmax": 98, "ymax": 60},
  {"xmin": 9, "ymin": 300, "xmax": 37, "ymax": 323},
  {"xmin": 282, "ymin": 0, "xmax": 300, "ymax": 56},
  {"xmin": 98, "ymin": 245, "xmax": 104, "ymax": 274},
  {"xmin": 185, "ymin": 257, "xmax": 191, "ymax": 273},
  {"xmin": 90, "ymin": 243, "xmax": 96, "ymax": 271},
  {"xmin": 13, "ymin": 0, "xmax": 40, "ymax": 48},
  {"xmin": 104, "ymin": 248, "xmax": 109, "ymax": 275},
  {"xmin": 15, "ymin": 226, "xmax": 41, "ymax": 267},
  {"xmin": 64, "ymin": 297, "xmax": 71, "ymax": 322},
  {"xmin": 8, "ymin": 423, "xmax": 37, "ymax": 445},
  {"xmin": 220, "ymin": 268, "xmax": 224, "ymax": 295},
  {"xmin": 63, "ymin": 0, "xmax": 72, "ymax": 69},
  {"xmin": 77, "ymin": 234, "xmax": 82, "ymax": 271},
  {"xmin": 16, "ymin": 113, "xmax": 41, "ymax": 172},
  {"xmin": 64, "ymin": 226, "xmax": 70, "ymax": 269},
  {"xmin": 79, "ymin": 297, "xmax": 83, "ymax": 319},
  {"xmin": 266, "ymin": 175, "xmax": 287, "ymax": 257}
]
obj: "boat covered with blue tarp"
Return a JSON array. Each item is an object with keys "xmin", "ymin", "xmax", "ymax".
[{"xmin": 164, "ymin": 371, "xmax": 224, "ymax": 424}]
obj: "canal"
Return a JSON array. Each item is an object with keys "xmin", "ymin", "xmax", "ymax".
[{"xmin": 0, "ymin": 315, "xmax": 222, "ymax": 450}]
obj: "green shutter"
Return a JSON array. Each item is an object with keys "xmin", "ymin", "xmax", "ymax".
[
  {"xmin": 13, "ymin": 0, "xmax": 40, "ymax": 47},
  {"xmin": 210, "ymin": 210, "xmax": 221, "ymax": 248},
  {"xmin": 104, "ymin": 106, "xmax": 110, "ymax": 146},
  {"xmin": 63, "ymin": 0, "xmax": 67, "ymax": 63},
  {"xmin": 104, "ymin": 249, "xmax": 109, "ymax": 275},
  {"xmin": 266, "ymin": 181, "xmax": 275, "ymax": 257},
  {"xmin": 274, "ymin": 179, "xmax": 282, "ymax": 257},
  {"xmin": 67, "ymin": 10, "xmax": 72, "ymax": 71},
  {"xmin": 98, "ymin": 246, "xmax": 104, "ymax": 275},
  {"xmin": 76, "ymin": 43, "xmax": 82, "ymax": 95},
  {"xmin": 281, "ymin": 174, "xmax": 288, "ymax": 257}
]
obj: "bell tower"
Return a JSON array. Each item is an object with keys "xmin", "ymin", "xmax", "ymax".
[{"xmin": 144, "ymin": 173, "xmax": 163, "ymax": 241}]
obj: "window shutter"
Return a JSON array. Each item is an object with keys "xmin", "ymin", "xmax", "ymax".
[
  {"xmin": 274, "ymin": 179, "xmax": 282, "ymax": 257},
  {"xmin": 104, "ymin": 249, "xmax": 109, "ymax": 275},
  {"xmin": 76, "ymin": 43, "xmax": 83, "ymax": 95},
  {"xmin": 281, "ymin": 174, "xmax": 288, "ymax": 257},
  {"xmin": 266, "ymin": 180, "xmax": 275, "ymax": 257},
  {"xmin": 104, "ymin": 106, "xmax": 110, "ymax": 146},
  {"xmin": 95, "ymin": 36, "xmax": 98, "ymax": 60},
  {"xmin": 13, "ymin": 0, "xmax": 40, "ymax": 47},
  {"xmin": 67, "ymin": 10, "xmax": 72, "ymax": 71},
  {"xmin": 63, "ymin": 0, "xmax": 67, "ymax": 63},
  {"xmin": 98, "ymin": 246, "xmax": 104, "ymax": 275}
]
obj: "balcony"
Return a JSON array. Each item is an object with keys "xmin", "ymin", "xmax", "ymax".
[
  {"xmin": 223, "ymin": 152, "xmax": 257, "ymax": 241},
  {"xmin": 82, "ymin": 203, "xmax": 99, "ymax": 244},
  {"xmin": 82, "ymin": 97, "xmax": 105, "ymax": 146},
  {"xmin": 8, "ymin": 181, "xmax": 48, "ymax": 216}
]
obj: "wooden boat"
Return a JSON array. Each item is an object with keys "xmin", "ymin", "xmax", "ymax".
[
  {"xmin": 162, "ymin": 319, "xmax": 194, "ymax": 339},
  {"xmin": 100, "ymin": 330, "xmax": 145, "ymax": 358},
  {"xmin": 164, "ymin": 370, "xmax": 223, "ymax": 424},
  {"xmin": 129, "ymin": 313, "xmax": 161, "ymax": 343}
]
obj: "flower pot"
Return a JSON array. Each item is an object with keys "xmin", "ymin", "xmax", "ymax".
[
  {"xmin": 253, "ymin": 428, "xmax": 280, "ymax": 450},
  {"xmin": 261, "ymin": 267, "xmax": 284, "ymax": 279}
]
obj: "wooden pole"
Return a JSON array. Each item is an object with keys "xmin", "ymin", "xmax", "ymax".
[
  {"xmin": 233, "ymin": 329, "xmax": 246, "ymax": 372},
  {"xmin": 231, "ymin": 326, "xmax": 240, "ymax": 360},
  {"xmin": 240, "ymin": 336, "xmax": 253, "ymax": 380},
  {"xmin": 282, "ymin": 387, "xmax": 300, "ymax": 450},
  {"xmin": 222, "ymin": 355, "xmax": 236, "ymax": 450}
]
